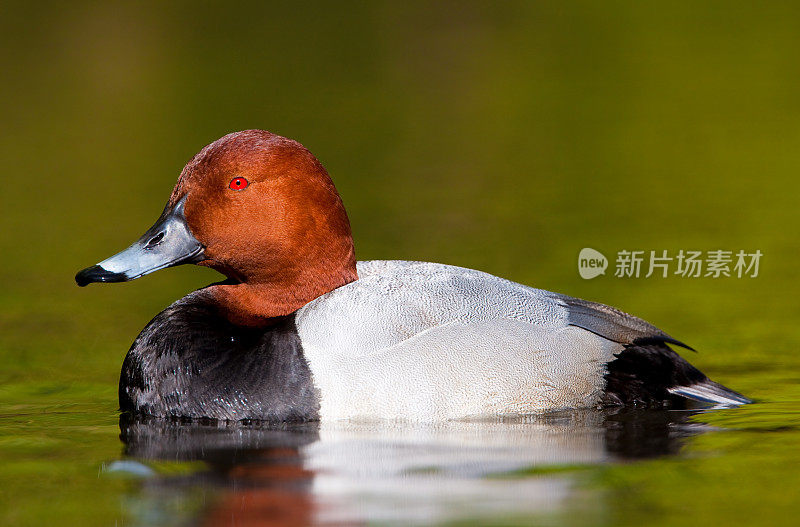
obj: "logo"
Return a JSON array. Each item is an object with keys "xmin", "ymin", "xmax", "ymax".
[{"xmin": 578, "ymin": 248, "xmax": 608, "ymax": 279}]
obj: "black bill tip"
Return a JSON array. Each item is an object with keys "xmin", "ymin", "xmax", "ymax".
[{"xmin": 75, "ymin": 265, "xmax": 128, "ymax": 287}]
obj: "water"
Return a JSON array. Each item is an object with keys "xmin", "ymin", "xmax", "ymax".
[
  {"xmin": 3, "ymin": 398, "xmax": 799, "ymax": 525},
  {"xmin": 2, "ymin": 2, "xmax": 800, "ymax": 525},
  {"xmin": 112, "ymin": 410, "xmax": 704, "ymax": 525}
]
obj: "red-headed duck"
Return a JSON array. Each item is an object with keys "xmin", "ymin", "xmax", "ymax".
[{"xmin": 76, "ymin": 130, "xmax": 749, "ymax": 421}]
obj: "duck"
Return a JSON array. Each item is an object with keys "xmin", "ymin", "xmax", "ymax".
[{"xmin": 75, "ymin": 129, "xmax": 750, "ymax": 421}]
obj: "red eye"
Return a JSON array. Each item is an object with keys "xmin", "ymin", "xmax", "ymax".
[{"xmin": 229, "ymin": 177, "xmax": 249, "ymax": 190}]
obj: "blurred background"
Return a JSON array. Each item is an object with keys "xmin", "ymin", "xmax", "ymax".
[{"xmin": 1, "ymin": 1, "xmax": 799, "ymax": 525}]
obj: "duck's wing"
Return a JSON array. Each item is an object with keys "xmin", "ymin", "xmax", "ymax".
[
  {"xmin": 296, "ymin": 260, "xmax": 579, "ymax": 359},
  {"xmin": 546, "ymin": 293, "xmax": 693, "ymax": 350},
  {"xmin": 297, "ymin": 260, "xmax": 682, "ymax": 357}
]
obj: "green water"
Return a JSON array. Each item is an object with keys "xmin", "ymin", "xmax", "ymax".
[{"xmin": 1, "ymin": 2, "xmax": 799, "ymax": 525}]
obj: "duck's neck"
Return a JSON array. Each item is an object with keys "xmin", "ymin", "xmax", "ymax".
[{"xmin": 207, "ymin": 265, "xmax": 358, "ymax": 327}]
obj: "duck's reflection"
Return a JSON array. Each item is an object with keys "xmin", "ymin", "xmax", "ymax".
[
  {"xmin": 119, "ymin": 415, "xmax": 320, "ymax": 526},
  {"xmin": 117, "ymin": 409, "xmax": 708, "ymax": 526}
]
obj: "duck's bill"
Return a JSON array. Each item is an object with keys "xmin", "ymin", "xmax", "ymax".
[{"xmin": 75, "ymin": 196, "xmax": 204, "ymax": 287}]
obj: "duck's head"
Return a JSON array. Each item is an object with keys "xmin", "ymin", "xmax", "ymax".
[{"xmin": 76, "ymin": 130, "xmax": 357, "ymax": 326}]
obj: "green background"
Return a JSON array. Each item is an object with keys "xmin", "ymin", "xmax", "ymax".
[{"xmin": 0, "ymin": 2, "xmax": 798, "ymax": 525}]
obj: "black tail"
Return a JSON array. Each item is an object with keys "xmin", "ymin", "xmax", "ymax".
[{"xmin": 602, "ymin": 343, "xmax": 750, "ymax": 408}]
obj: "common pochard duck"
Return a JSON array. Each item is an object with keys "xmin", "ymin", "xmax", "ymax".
[{"xmin": 76, "ymin": 130, "xmax": 749, "ymax": 421}]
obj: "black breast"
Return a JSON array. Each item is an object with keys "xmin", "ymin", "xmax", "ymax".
[{"xmin": 119, "ymin": 291, "xmax": 320, "ymax": 421}]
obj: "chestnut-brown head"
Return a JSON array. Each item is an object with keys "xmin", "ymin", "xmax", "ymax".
[{"xmin": 76, "ymin": 130, "xmax": 358, "ymax": 326}]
